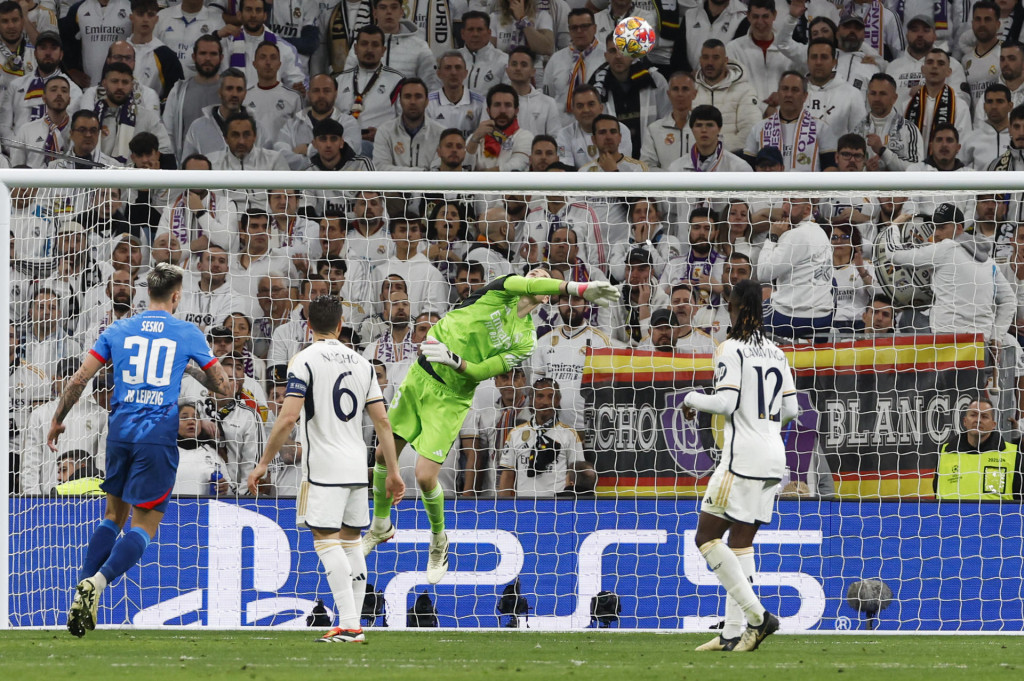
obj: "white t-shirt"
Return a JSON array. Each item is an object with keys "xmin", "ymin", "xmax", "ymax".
[
  {"xmin": 285, "ymin": 338, "xmax": 384, "ymax": 485},
  {"xmin": 498, "ymin": 419, "xmax": 582, "ymax": 497}
]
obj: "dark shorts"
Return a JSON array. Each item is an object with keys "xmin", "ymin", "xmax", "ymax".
[{"xmin": 101, "ymin": 440, "xmax": 178, "ymax": 513}]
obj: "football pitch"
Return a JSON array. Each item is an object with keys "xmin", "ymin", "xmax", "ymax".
[{"xmin": 1, "ymin": 630, "xmax": 1022, "ymax": 680}]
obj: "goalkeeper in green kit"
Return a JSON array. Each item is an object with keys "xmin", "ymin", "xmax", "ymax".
[{"xmin": 364, "ymin": 269, "xmax": 619, "ymax": 582}]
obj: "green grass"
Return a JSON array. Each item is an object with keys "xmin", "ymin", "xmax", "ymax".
[{"xmin": 1, "ymin": 630, "xmax": 1022, "ymax": 681}]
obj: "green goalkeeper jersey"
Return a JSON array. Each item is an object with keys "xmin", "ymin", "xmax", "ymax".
[{"xmin": 426, "ymin": 274, "xmax": 562, "ymax": 396}]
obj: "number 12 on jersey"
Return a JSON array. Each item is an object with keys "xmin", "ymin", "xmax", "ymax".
[{"xmin": 755, "ymin": 366, "xmax": 783, "ymax": 421}]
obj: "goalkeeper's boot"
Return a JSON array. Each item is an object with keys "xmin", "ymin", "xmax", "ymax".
[
  {"xmin": 733, "ymin": 611, "xmax": 779, "ymax": 652},
  {"xmin": 68, "ymin": 577, "xmax": 99, "ymax": 635},
  {"xmin": 695, "ymin": 635, "xmax": 740, "ymax": 652},
  {"xmin": 426, "ymin": 531, "xmax": 449, "ymax": 584},
  {"xmin": 316, "ymin": 627, "xmax": 365, "ymax": 644},
  {"xmin": 361, "ymin": 523, "xmax": 396, "ymax": 557}
]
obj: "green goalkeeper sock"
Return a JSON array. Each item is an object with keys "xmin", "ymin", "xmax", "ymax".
[
  {"xmin": 372, "ymin": 464, "xmax": 392, "ymax": 522},
  {"xmin": 422, "ymin": 484, "xmax": 446, "ymax": 534}
]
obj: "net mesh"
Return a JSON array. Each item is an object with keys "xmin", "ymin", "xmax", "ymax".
[{"xmin": 6, "ymin": 178, "xmax": 1024, "ymax": 631}]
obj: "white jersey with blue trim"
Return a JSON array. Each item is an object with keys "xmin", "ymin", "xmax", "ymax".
[
  {"xmin": 711, "ymin": 337, "xmax": 796, "ymax": 480},
  {"xmin": 285, "ymin": 338, "xmax": 384, "ymax": 486}
]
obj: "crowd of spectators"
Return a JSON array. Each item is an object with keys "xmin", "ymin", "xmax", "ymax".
[{"xmin": 6, "ymin": 0, "xmax": 1024, "ymax": 500}]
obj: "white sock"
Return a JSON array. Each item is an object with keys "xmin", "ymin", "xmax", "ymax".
[
  {"xmin": 343, "ymin": 538, "xmax": 367, "ymax": 629},
  {"xmin": 723, "ymin": 546, "xmax": 756, "ymax": 638},
  {"xmin": 90, "ymin": 572, "xmax": 108, "ymax": 594},
  {"xmin": 370, "ymin": 516, "xmax": 391, "ymax": 533},
  {"xmin": 314, "ymin": 539, "xmax": 358, "ymax": 630},
  {"xmin": 700, "ymin": 539, "xmax": 764, "ymax": 627}
]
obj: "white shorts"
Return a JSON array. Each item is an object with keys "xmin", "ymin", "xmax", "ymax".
[
  {"xmin": 701, "ymin": 466, "xmax": 779, "ymax": 525},
  {"xmin": 297, "ymin": 482, "xmax": 370, "ymax": 532}
]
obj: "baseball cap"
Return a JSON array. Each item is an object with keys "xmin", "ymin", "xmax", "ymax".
[
  {"xmin": 755, "ymin": 146, "xmax": 784, "ymax": 168},
  {"xmin": 35, "ymin": 31, "xmax": 62, "ymax": 48},
  {"xmin": 906, "ymin": 14, "xmax": 934, "ymax": 29},
  {"xmin": 627, "ymin": 247, "xmax": 654, "ymax": 266},
  {"xmin": 650, "ymin": 308, "xmax": 676, "ymax": 327},
  {"xmin": 207, "ymin": 325, "xmax": 233, "ymax": 341},
  {"xmin": 312, "ymin": 118, "xmax": 345, "ymax": 138},
  {"xmin": 838, "ymin": 6, "xmax": 866, "ymax": 26},
  {"xmin": 932, "ymin": 203, "xmax": 965, "ymax": 224},
  {"xmin": 56, "ymin": 220, "xmax": 85, "ymax": 235}
]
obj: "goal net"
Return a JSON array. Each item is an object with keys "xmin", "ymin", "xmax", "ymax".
[{"xmin": 4, "ymin": 170, "xmax": 1024, "ymax": 632}]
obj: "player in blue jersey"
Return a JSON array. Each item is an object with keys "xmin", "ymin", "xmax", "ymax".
[{"xmin": 46, "ymin": 263, "xmax": 233, "ymax": 638}]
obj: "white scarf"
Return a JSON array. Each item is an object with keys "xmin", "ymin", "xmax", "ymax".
[
  {"xmin": 761, "ymin": 109, "xmax": 819, "ymax": 170},
  {"xmin": 408, "ymin": 0, "xmax": 454, "ymax": 52}
]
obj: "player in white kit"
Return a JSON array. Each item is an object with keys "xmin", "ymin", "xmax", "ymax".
[
  {"xmin": 682, "ymin": 279, "xmax": 800, "ymax": 652},
  {"xmin": 249, "ymin": 295, "xmax": 404, "ymax": 644}
]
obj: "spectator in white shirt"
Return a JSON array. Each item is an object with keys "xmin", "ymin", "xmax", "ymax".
[
  {"xmin": 497, "ymin": 378, "xmax": 583, "ymax": 499},
  {"xmin": 373, "ymin": 76, "xmax": 445, "ymax": 170},
  {"xmin": 887, "ymin": 14, "xmax": 967, "ymax": 101},
  {"xmin": 10, "ymin": 75, "xmax": 72, "ymax": 168},
  {"xmin": 177, "ymin": 243, "xmax": 258, "ymax": 329},
  {"xmin": 961, "ymin": 82, "xmax": 1013, "ymax": 169},
  {"xmin": 693, "ymin": 38, "xmax": 762, "ymax": 153},
  {"xmin": 853, "ymin": 72, "xmax": 925, "ymax": 171},
  {"xmin": 466, "ymin": 82, "xmax": 534, "ymax": 171},
  {"xmin": 726, "ymin": 0, "xmax": 802, "ymax": 106},
  {"xmin": 77, "ymin": 40, "xmax": 162, "ymax": 116},
  {"xmin": 265, "ymin": 0, "xmax": 320, "ymax": 60},
  {"xmin": 543, "ymin": 7, "xmax": 603, "ymax": 123},
  {"xmin": 90, "ymin": 60, "xmax": 172, "ymax": 163},
  {"xmin": 458, "ymin": 10, "xmax": 509, "ymax": 96},
  {"xmin": 667, "ymin": 104, "xmax": 751, "ymax": 172},
  {"xmin": 343, "ymin": 0, "xmax": 439, "ymax": 87},
  {"xmin": 0, "ymin": 31, "xmax": 82, "ymax": 143},
  {"xmin": 528, "ymin": 133, "xmax": 559, "ymax": 170},
  {"xmin": 226, "ymin": 0, "xmax": 307, "ymax": 94},
  {"xmin": 490, "ymin": 0, "xmax": 555, "ymax": 63},
  {"xmin": 554, "ymin": 83, "xmax": 632, "ymax": 166},
  {"xmin": 374, "ymin": 211, "xmax": 449, "ymax": 317},
  {"xmin": 59, "ymin": 0, "xmax": 132, "ymax": 88},
  {"xmin": 641, "ymin": 71, "xmax": 697, "ymax": 170},
  {"xmin": 885, "ymin": 202, "xmax": 1015, "ymax": 342},
  {"xmin": 155, "ymin": 153, "xmax": 239, "ymax": 260},
  {"xmin": 277, "ymin": 74, "xmax": 362, "ymax": 171},
  {"xmin": 244, "ymin": 41, "xmax": 302, "ymax": 144},
  {"xmin": 427, "ymin": 50, "xmax": 486, "ymax": 137},
  {"xmin": 973, "ymin": 41, "xmax": 1024, "ymax": 121},
  {"xmin": 126, "ymin": 0, "xmax": 184, "ymax": 101},
  {"xmin": 155, "ymin": 0, "xmax": 228, "ymax": 78},
  {"xmin": 900, "ymin": 47, "xmax": 972, "ymax": 152},
  {"xmin": 758, "ymin": 197, "xmax": 834, "ymax": 338},
  {"xmin": 804, "ymin": 37, "xmax": 868, "ymax": 136},
  {"xmin": 333, "ymin": 25, "xmax": 404, "ymax": 154},
  {"xmin": 961, "ymin": 1, "xmax": 1002, "ymax": 106},
  {"xmin": 181, "ymin": 67, "xmax": 249, "ymax": 159},
  {"xmin": 207, "ymin": 110, "xmax": 290, "ymax": 170},
  {"xmin": 0, "ymin": 1, "xmax": 37, "ymax": 96},
  {"xmin": 505, "ymin": 45, "xmax": 559, "ymax": 135}
]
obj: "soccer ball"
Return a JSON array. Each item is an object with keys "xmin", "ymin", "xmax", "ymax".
[{"xmin": 613, "ymin": 16, "xmax": 656, "ymax": 58}]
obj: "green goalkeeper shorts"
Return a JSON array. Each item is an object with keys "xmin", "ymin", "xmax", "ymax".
[{"xmin": 389, "ymin": 361, "xmax": 474, "ymax": 464}]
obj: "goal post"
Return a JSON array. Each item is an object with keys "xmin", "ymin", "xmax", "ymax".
[{"xmin": 4, "ymin": 169, "xmax": 1024, "ymax": 632}]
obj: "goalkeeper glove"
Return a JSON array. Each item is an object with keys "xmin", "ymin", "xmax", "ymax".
[
  {"xmin": 420, "ymin": 338, "xmax": 463, "ymax": 370},
  {"xmin": 566, "ymin": 281, "xmax": 620, "ymax": 308}
]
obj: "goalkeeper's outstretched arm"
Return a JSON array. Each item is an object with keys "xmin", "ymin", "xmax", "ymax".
[
  {"xmin": 500, "ymin": 275, "xmax": 620, "ymax": 306},
  {"xmin": 420, "ymin": 276, "xmax": 621, "ymax": 381}
]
